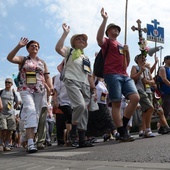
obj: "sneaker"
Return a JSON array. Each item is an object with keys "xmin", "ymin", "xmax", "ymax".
[
  {"xmin": 158, "ymin": 126, "xmax": 168, "ymax": 135},
  {"xmin": 144, "ymin": 131, "xmax": 155, "ymax": 138},
  {"xmin": 103, "ymin": 134, "xmax": 111, "ymax": 142},
  {"xmin": 88, "ymin": 137, "xmax": 98, "ymax": 143},
  {"xmin": 67, "ymin": 133, "xmax": 79, "ymax": 147},
  {"xmin": 0, "ymin": 145, "xmax": 4, "ymax": 152},
  {"xmin": 27, "ymin": 144, "xmax": 38, "ymax": 153},
  {"xmin": 37, "ymin": 143, "xmax": 45, "ymax": 150},
  {"xmin": 78, "ymin": 140, "xmax": 94, "ymax": 148},
  {"xmin": 119, "ymin": 133, "xmax": 135, "ymax": 142},
  {"xmin": 139, "ymin": 132, "xmax": 144, "ymax": 137},
  {"xmin": 165, "ymin": 126, "xmax": 170, "ymax": 133},
  {"xmin": 114, "ymin": 132, "xmax": 120, "ymax": 141},
  {"xmin": 66, "ymin": 139, "xmax": 79, "ymax": 147},
  {"xmin": 46, "ymin": 141, "xmax": 52, "ymax": 146},
  {"xmin": 4, "ymin": 147, "xmax": 11, "ymax": 151}
]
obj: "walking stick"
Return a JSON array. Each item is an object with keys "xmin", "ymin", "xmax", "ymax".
[
  {"xmin": 124, "ymin": 0, "xmax": 128, "ymax": 45},
  {"xmin": 124, "ymin": 0, "xmax": 128, "ymax": 69}
]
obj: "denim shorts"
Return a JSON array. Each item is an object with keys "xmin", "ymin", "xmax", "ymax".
[{"xmin": 104, "ymin": 74, "xmax": 138, "ymax": 102}]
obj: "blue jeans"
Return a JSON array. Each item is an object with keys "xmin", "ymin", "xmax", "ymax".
[{"xmin": 104, "ymin": 74, "xmax": 138, "ymax": 102}]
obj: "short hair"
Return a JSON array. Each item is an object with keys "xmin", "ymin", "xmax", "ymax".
[
  {"xmin": 164, "ymin": 55, "xmax": 170, "ymax": 61},
  {"xmin": 26, "ymin": 40, "xmax": 40, "ymax": 49}
]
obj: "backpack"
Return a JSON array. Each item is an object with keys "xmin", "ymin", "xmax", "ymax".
[
  {"xmin": 0, "ymin": 89, "xmax": 17, "ymax": 103},
  {"xmin": 93, "ymin": 40, "xmax": 110, "ymax": 78},
  {"xmin": 14, "ymin": 57, "xmax": 27, "ymax": 87},
  {"xmin": 153, "ymin": 66, "xmax": 168, "ymax": 97}
]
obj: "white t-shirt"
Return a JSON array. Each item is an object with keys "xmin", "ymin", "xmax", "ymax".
[
  {"xmin": 96, "ymin": 80, "xmax": 108, "ymax": 104},
  {"xmin": 53, "ymin": 74, "xmax": 72, "ymax": 107}
]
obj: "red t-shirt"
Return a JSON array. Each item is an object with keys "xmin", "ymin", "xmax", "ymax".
[{"xmin": 101, "ymin": 38, "xmax": 128, "ymax": 76}]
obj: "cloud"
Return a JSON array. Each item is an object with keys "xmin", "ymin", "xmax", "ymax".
[
  {"xmin": 14, "ymin": 22, "xmax": 26, "ymax": 31},
  {"xmin": 0, "ymin": 2, "xmax": 8, "ymax": 17},
  {"xmin": 0, "ymin": 0, "xmax": 170, "ymax": 89},
  {"xmin": 23, "ymin": 0, "xmax": 41, "ymax": 7},
  {"xmin": 0, "ymin": 0, "xmax": 17, "ymax": 17}
]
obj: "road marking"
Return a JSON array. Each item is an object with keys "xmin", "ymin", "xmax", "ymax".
[{"xmin": 32, "ymin": 151, "xmax": 91, "ymax": 157}]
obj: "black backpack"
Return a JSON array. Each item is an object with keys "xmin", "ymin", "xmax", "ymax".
[
  {"xmin": 93, "ymin": 40, "xmax": 110, "ymax": 78},
  {"xmin": 152, "ymin": 66, "xmax": 167, "ymax": 96}
]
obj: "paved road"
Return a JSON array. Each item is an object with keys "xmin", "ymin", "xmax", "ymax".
[{"xmin": 0, "ymin": 132, "xmax": 170, "ymax": 170}]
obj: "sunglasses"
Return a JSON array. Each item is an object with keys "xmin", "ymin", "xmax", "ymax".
[{"xmin": 5, "ymin": 81, "xmax": 12, "ymax": 84}]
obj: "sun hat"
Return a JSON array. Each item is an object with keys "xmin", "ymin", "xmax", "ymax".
[
  {"xmin": 105, "ymin": 23, "xmax": 121, "ymax": 37},
  {"xmin": 70, "ymin": 34, "xmax": 88, "ymax": 48}
]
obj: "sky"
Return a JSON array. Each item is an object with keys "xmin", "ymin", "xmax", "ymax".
[{"xmin": 0, "ymin": 0, "xmax": 169, "ymax": 91}]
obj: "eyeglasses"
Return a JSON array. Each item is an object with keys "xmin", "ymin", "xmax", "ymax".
[
  {"xmin": 30, "ymin": 44, "xmax": 39, "ymax": 48},
  {"xmin": 5, "ymin": 81, "xmax": 12, "ymax": 84}
]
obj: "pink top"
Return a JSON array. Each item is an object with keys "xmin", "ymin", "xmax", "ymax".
[
  {"xmin": 101, "ymin": 38, "xmax": 128, "ymax": 76},
  {"xmin": 18, "ymin": 56, "xmax": 45, "ymax": 93}
]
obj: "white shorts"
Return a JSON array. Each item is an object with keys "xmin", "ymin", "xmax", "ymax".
[{"xmin": 20, "ymin": 91, "xmax": 44, "ymax": 131}]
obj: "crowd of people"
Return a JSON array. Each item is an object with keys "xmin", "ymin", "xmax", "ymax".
[{"xmin": 0, "ymin": 7, "xmax": 170, "ymax": 154}]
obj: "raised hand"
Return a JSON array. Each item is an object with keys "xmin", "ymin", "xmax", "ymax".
[
  {"xmin": 19, "ymin": 37, "xmax": 29, "ymax": 48},
  {"xmin": 62, "ymin": 23, "xmax": 70, "ymax": 34},
  {"xmin": 101, "ymin": 7, "xmax": 108, "ymax": 20}
]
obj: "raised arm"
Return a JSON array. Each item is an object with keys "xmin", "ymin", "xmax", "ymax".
[
  {"xmin": 55, "ymin": 23, "xmax": 70, "ymax": 57},
  {"xmin": 150, "ymin": 56, "xmax": 159, "ymax": 74},
  {"xmin": 7, "ymin": 37, "xmax": 29, "ymax": 64},
  {"xmin": 96, "ymin": 8, "xmax": 108, "ymax": 46}
]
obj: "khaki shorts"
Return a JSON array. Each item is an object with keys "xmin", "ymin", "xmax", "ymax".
[
  {"xmin": 0, "ymin": 114, "xmax": 16, "ymax": 131},
  {"xmin": 138, "ymin": 90, "xmax": 153, "ymax": 112}
]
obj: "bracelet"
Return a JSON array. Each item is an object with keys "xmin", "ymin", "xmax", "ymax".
[
  {"xmin": 44, "ymin": 72, "xmax": 50, "ymax": 75},
  {"xmin": 91, "ymin": 87, "xmax": 96, "ymax": 90},
  {"xmin": 90, "ymin": 87, "xmax": 96, "ymax": 94}
]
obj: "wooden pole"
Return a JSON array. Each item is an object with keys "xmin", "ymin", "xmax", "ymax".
[
  {"xmin": 123, "ymin": 0, "xmax": 128, "ymax": 70},
  {"xmin": 124, "ymin": 0, "xmax": 128, "ymax": 45}
]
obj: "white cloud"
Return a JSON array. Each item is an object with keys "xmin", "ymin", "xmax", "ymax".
[
  {"xmin": 0, "ymin": 0, "xmax": 17, "ymax": 17},
  {"xmin": 0, "ymin": 2, "xmax": 8, "ymax": 17},
  {"xmin": 23, "ymin": 0, "xmax": 41, "ymax": 7},
  {"xmin": 0, "ymin": 0, "xmax": 170, "ymax": 87},
  {"xmin": 14, "ymin": 22, "xmax": 26, "ymax": 31}
]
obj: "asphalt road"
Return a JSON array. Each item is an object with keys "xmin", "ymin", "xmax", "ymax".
[{"xmin": 0, "ymin": 132, "xmax": 170, "ymax": 170}]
